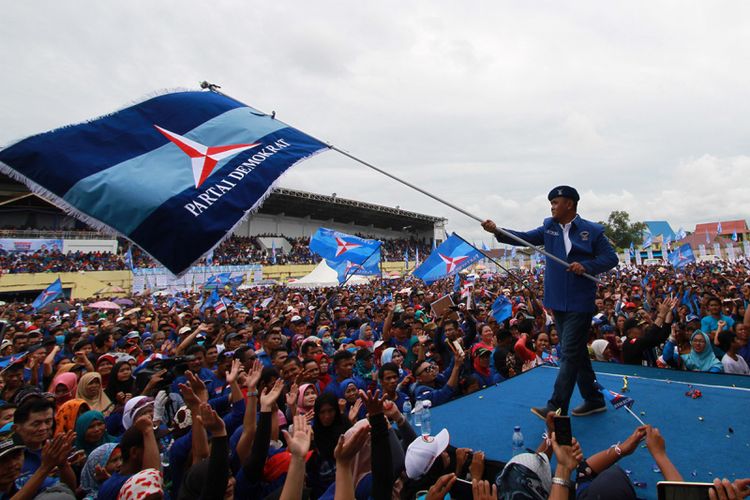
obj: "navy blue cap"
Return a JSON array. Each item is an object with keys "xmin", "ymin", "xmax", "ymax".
[{"xmin": 548, "ymin": 185, "xmax": 580, "ymax": 202}]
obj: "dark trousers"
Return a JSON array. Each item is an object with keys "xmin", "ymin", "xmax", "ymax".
[{"xmin": 548, "ymin": 311, "xmax": 603, "ymax": 413}]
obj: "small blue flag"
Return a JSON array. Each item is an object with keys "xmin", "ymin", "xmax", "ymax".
[
  {"xmin": 205, "ymin": 249, "xmax": 214, "ymax": 267},
  {"xmin": 0, "ymin": 352, "xmax": 29, "ymax": 373},
  {"xmin": 642, "ymin": 232, "xmax": 653, "ymax": 249},
  {"xmin": 271, "ymin": 240, "xmax": 277, "ymax": 265},
  {"xmin": 201, "ymin": 290, "xmax": 220, "ymax": 312},
  {"xmin": 453, "ymin": 273, "xmax": 461, "ymax": 292},
  {"xmin": 204, "ymin": 272, "xmax": 231, "ymax": 290},
  {"xmin": 717, "ymin": 222, "xmax": 723, "ymax": 235},
  {"xmin": 596, "ymin": 381, "xmax": 635, "ymax": 410},
  {"xmin": 675, "ymin": 227, "xmax": 687, "ymax": 240},
  {"xmin": 669, "ymin": 244, "xmax": 696, "ymax": 269},
  {"xmin": 491, "ymin": 295, "xmax": 513, "ymax": 324},
  {"xmin": 329, "ymin": 255, "xmax": 381, "ymax": 284},
  {"xmin": 31, "ymin": 278, "xmax": 63, "ymax": 312},
  {"xmin": 732, "ymin": 231, "xmax": 738, "ymax": 242},
  {"xmin": 124, "ymin": 247, "xmax": 135, "ymax": 271},
  {"xmin": 75, "ymin": 308, "xmax": 85, "ymax": 329},
  {"xmin": 309, "ymin": 228, "xmax": 381, "ymax": 267},
  {"xmin": 0, "ymin": 90, "xmax": 329, "ymax": 276},
  {"xmin": 412, "ymin": 233, "xmax": 482, "ymax": 284}
]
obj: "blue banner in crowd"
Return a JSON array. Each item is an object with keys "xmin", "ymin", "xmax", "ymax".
[
  {"xmin": 309, "ymin": 228, "xmax": 382, "ymax": 264},
  {"xmin": 491, "ymin": 295, "xmax": 513, "ymax": 324},
  {"xmin": 0, "ymin": 90, "xmax": 329, "ymax": 276},
  {"xmin": 0, "ymin": 238, "xmax": 63, "ymax": 253},
  {"xmin": 31, "ymin": 278, "xmax": 63, "ymax": 311},
  {"xmin": 412, "ymin": 233, "xmax": 482, "ymax": 284},
  {"xmin": 329, "ymin": 256, "xmax": 381, "ymax": 284},
  {"xmin": 669, "ymin": 243, "xmax": 696, "ymax": 269}
]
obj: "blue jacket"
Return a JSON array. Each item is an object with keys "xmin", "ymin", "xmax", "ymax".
[{"xmin": 497, "ymin": 215, "xmax": 618, "ymax": 313}]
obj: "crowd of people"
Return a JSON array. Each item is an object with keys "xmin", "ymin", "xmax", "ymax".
[
  {"xmin": 0, "ymin": 251, "xmax": 126, "ymax": 274},
  {"xmin": 1, "ymin": 235, "xmax": 435, "ymax": 273},
  {"xmin": 0, "ymin": 257, "xmax": 748, "ymax": 499}
]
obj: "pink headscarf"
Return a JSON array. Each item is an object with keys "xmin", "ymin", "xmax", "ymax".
[{"xmin": 296, "ymin": 383, "xmax": 318, "ymax": 413}]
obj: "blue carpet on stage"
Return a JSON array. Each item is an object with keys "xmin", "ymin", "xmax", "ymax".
[{"xmin": 429, "ymin": 362, "xmax": 750, "ymax": 500}]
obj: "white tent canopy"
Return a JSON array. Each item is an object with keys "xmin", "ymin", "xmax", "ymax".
[{"xmin": 287, "ymin": 260, "xmax": 371, "ymax": 288}]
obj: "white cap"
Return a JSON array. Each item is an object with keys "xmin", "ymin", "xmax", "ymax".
[
  {"xmin": 405, "ymin": 429, "xmax": 450, "ymax": 479},
  {"xmin": 290, "ymin": 315, "xmax": 303, "ymax": 323},
  {"xmin": 178, "ymin": 326, "xmax": 191, "ymax": 335}
]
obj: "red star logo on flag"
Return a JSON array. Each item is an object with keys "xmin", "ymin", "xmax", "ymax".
[
  {"xmin": 155, "ymin": 125, "xmax": 260, "ymax": 188},
  {"xmin": 335, "ymin": 237, "xmax": 361, "ymax": 257},
  {"xmin": 345, "ymin": 261, "xmax": 365, "ymax": 274},
  {"xmin": 439, "ymin": 253, "xmax": 469, "ymax": 274}
]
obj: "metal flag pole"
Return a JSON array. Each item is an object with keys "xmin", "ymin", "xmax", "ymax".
[
  {"xmin": 200, "ymin": 82, "xmax": 600, "ymax": 283},
  {"xmin": 452, "ymin": 233, "xmax": 537, "ymax": 295},
  {"xmin": 339, "ymin": 242, "xmax": 382, "ymax": 288}
]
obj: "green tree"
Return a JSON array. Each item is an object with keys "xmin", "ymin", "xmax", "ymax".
[{"xmin": 598, "ymin": 211, "xmax": 647, "ymax": 250}]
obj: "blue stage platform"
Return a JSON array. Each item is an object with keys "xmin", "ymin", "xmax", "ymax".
[{"xmin": 429, "ymin": 362, "xmax": 750, "ymax": 500}]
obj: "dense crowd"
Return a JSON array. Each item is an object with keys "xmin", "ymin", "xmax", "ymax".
[
  {"xmin": 2, "ymin": 235, "xmax": 435, "ymax": 273},
  {"xmin": 0, "ymin": 251, "xmax": 126, "ymax": 274},
  {"xmin": 0, "ymin": 258, "xmax": 748, "ymax": 499}
]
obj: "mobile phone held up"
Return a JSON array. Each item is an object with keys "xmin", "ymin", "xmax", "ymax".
[
  {"xmin": 553, "ymin": 416, "xmax": 572, "ymax": 446},
  {"xmin": 657, "ymin": 481, "xmax": 715, "ymax": 500}
]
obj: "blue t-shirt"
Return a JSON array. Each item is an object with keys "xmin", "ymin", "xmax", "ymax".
[
  {"xmin": 97, "ymin": 472, "xmax": 131, "ymax": 500},
  {"xmin": 701, "ymin": 314, "xmax": 734, "ymax": 334}
]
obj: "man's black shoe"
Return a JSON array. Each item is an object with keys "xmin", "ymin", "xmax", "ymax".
[
  {"xmin": 571, "ymin": 400, "xmax": 606, "ymax": 417},
  {"xmin": 531, "ymin": 405, "xmax": 559, "ymax": 421}
]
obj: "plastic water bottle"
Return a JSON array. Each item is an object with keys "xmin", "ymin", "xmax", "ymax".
[
  {"xmin": 420, "ymin": 400, "xmax": 432, "ymax": 437},
  {"xmin": 512, "ymin": 426, "xmax": 524, "ymax": 456},
  {"xmin": 402, "ymin": 400, "xmax": 412, "ymax": 426},
  {"xmin": 413, "ymin": 400, "xmax": 423, "ymax": 431}
]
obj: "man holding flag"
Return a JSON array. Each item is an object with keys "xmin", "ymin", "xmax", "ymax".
[{"xmin": 482, "ymin": 186, "xmax": 618, "ymax": 419}]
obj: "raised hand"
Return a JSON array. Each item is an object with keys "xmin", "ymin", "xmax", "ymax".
[
  {"xmin": 184, "ymin": 370, "xmax": 209, "ymax": 403},
  {"xmin": 619, "ymin": 425, "xmax": 647, "ymax": 456},
  {"xmin": 281, "ymin": 414, "xmax": 313, "ymax": 458},
  {"xmin": 348, "ymin": 399, "xmax": 363, "ymax": 423},
  {"xmin": 246, "ymin": 359, "xmax": 263, "ymax": 390},
  {"xmin": 195, "ymin": 402, "xmax": 226, "ymax": 436},
  {"xmin": 359, "ymin": 389, "xmax": 386, "ymax": 417},
  {"xmin": 260, "ymin": 378, "xmax": 284, "ymax": 411},
  {"xmin": 286, "ymin": 384, "xmax": 299, "ymax": 408},
  {"xmin": 226, "ymin": 359, "xmax": 242, "ymax": 385},
  {"xmin": 41, "ymin": 431, "xmax": 75, "ymax": 471},
  {"xmin": 551, "ymin": 433, "xmax": 583, "ymax": 471},
  {"xmin": 645, "ymin": 425, "xmax": 667, "ymax": 457},
  {"xmin": 333, "ymin": 422, "xmax": 370, "ymax": 464}
]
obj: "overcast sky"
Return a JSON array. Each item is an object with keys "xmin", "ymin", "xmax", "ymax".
[{"xmin": 2, "ymin": 1, "xmax": 750, "ymax": 245}]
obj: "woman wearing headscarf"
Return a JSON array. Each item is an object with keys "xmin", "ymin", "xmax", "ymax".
[
  {"xmin": 314, "ymin": 353, "xmax": 332, "ymax": 392},
  {"xmin": 296, "ymin": 383, "xmax": 318, "ymax": 416},
  {"xmin": 95, "ymin": 354, "xmax": 117, "ymax": 386},
  {"xmin": 104, "ymin": 361, "xmax": 136, "ymax": 408},
  {"xmin": 590, "ymin": 339, "xmax": 613, "ymax": 362},
  {"xmin": 80, "ymin": 443, "xmax": 121, "ymax": 500},
  {"xmin": 75, "ymin": 410, "xmax": 118, "ymax": 455},
  {"xmin": 118, "ymin": 468, "xmax": 163, "ymax": 500},
  {"xmin": 48, "ymin": 372, "xmax": 78, "ymax": 407},
  {"xmin": 664, "ymin": 330, "xmax": 723, "ymax": 372},
  {"xmin": 55, "ymin": 399, "xmax": 91, "ymax": 436},
  {"xmin": 309, "ymin": 392, "xmax": 351, "ymax": 497},
  {"xmin": 76, "ymin": 372, "xmax": 113, "ymax": 415}
]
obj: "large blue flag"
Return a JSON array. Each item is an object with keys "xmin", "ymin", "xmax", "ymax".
[
  {"xmin": 412, "ymin": 233, "xmax": 482, "ymax": 284},
  {"xmin": 309, "ymin": 228, "xmax": 381, "ymax": 265},
  {"xmin": 669, "ymin": 243, "xmax": 696, "ymax": 269},
  {"xmin": 0, "ymin": 90, "xmax": 329, "ymax": 276},
  {"xmin": 491, "ymin": 295, "xmax": 513, "ymax": 324},
  {"xmin": 31, "ymin": 278, "xmax": 63, "ymax": 311},
  {"xmin": 200, "ymin": 290, "xmax": 220, "ymax": 312}
]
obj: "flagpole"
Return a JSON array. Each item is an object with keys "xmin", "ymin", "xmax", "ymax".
[
  {"xmin": 200, "ymin": 83, "xmax": 600, "ymax": 284},
  {"xmin": 453, "ymin": 233, "xmax": 537, "ymax": 295},
  {"xmin": 624, "ymin": 406, "xmax": 646, "ymax": 426},
  {"xmin": 339, "ymin": 242, "xmax": 382, "ymax": 288}
]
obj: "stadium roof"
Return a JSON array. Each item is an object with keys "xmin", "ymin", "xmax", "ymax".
[
  {"xmin": 643, "ymin": 221, "xmax": 675, "ymax": 240},
  {"xmin": 0, "ymin": 174, "xmax": 444, "ymax": 232}
]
